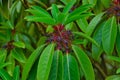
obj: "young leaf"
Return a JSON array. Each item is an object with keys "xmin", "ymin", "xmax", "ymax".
[
  {"xmin": 37, "ymin": 43, "xmax": 55, "ymax": 80},
  {"xmin": 62, "ymin": 0, "xmax": 76, "ymax": 14},
  {"xmin": 31, "ymin": 6, "xmax": 52, "ymax": 17},
  {"xmin": 24, "ymin": 16, "xmax": 55, "ymax": 25},
  {"xmin": 51, "ymin": 4, "xmax": 60, "ymax": 21},
  {"xmin": 13, "ymin": 41, "xmax": 25, "ymax": 48},
  {"xmin": 102, "ymin": 16, "xmax": 117, "ymax": 55},
  {"xmin": 107, "ymin": 56, "xmax": 120, "ymax": 63},
  {"xmin": 22, "ymin": 44, "xmax": 45, "ymax": 80},
  {"xmin": 0, "ymin": 69, "xmax": 12, "ymax": 80},
  {"xmin": 72, "ymin": 45, "xmax": 95, "ymax": 80},
  {"xmin": 49, "ymin": 50, "xmax": 63, "ymax": 80},
  {"xmin": 63, "ymin": 54, "xmax": 80, "ymax": 80},
  {"xmin": 13, "ymin": 66, "xmax": 20, "ymax": 80}
]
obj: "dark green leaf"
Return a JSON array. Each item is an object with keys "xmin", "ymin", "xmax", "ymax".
[
  {"xmin": 116, "ymin": 29, "xmax": 120, "ymax": 57},
  {"xmin": 63, "ymin": 54, "xmax": 80, "ymax": 80},
  {"xmin": 49, "ymin": 50, "xmax": 63, "ymax": 80},
  {"xmin": 13, "ymin": 66, "xmax": 20, "ymax": 80}
]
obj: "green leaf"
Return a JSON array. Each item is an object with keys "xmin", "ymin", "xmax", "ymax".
[
  {"xmin": 116, "ymin": 68, "xmax": 120, "ymax": 74},
  {"xmin": 82, "ymin": 0, "xmax": 97, "ymax": 6},
  {"xmin": 37, "ymin": 43, "xmax": 55, "ymax": 80},
  {"xmin": 68, "ymin": 4, "xmax": 92, "ymax": 17},
  {"xmin": 49, "ymin": 50, "xmax": 63, "ymax": 80},
  {"xmin": 92, "ymin": 22, "xmax": 104, "ymax": 61},
  {"xmin": 62, "ymin": 0, "xmax": 76, "ymax": 14},
  {"xmin": 57, "ymin": 13, "xmax": 67, "ymax": 24},
  {"xmin": 13, "ymin": 41, "xmax": 25, "ymax": 48},
  {"xmin": 61, "ymin": 0, "xmax": 76, "ymax": 5},
  {"xmin": 105, "ymin": 75, "xmax": 120, "ymax": 80},
  {"xmin": 24, "ymin": 16, "xmax": 55, "ymax": 25},
  {"xmin": 31, "ymin": 6, "xmax": 51, "ymax": 17},
  {"xmin": 101, "ymin": 0, "xmax": 112, "ymax": 8},
  {"xmin": 0, "ymin": 49, "xmax": 7, "ymax": 62},
  {"xmin": 76, "ymin": 18, "xmax": 88, "ymax": 32},
  {"xmin": 22, "ymin": 44, "xmax": 45, "ymax": 80},
  {"xmin": 13, "ymin": 66, "xmax": 20, "ymax": 80},
  {"xmin": 0, "ymin": 69, "xmax": 12, "ymax": 80},
  {"xmin": 63, "ymin": 54, "xmax": 80, "ymax": 80},
  {"xmin": 107, "ymin": 56, "xmax": 120, "ymax": 63},
  {"xmin": 102, "ymin": 16, "xmax": 117, "ymax": 55},
  {"xmin": 73, "ymin": 32, "xmax": 100, "ymax": 47},
  {"xmin": 116, "ymin": 29, "xmax": 120, "ymax": 57},
  {"xmin": 51, "ymin": 4, "xmax": 60, "ymax": 21},
  {"xmin": 65, "ymin": 13, "xmax": 92, "ymax": 24},
  {"xmin": 11, "ymin": 49, "xmax": 26, "ymax": 63},
  {"xmin": 0, "ymin": 62, "xmax": 11, "ymax": 69},
  {"xmin": 72, "ymin": 45, "xmax": 95, "ymax": 80},
  {"xmin": 86, "ymin": 12, "xmax": 104, "ymax": 36}
]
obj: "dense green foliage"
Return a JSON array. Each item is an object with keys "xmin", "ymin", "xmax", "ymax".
[{"xmin": 0, "ymin": 0, "xmax": 120, "ymax": 80}]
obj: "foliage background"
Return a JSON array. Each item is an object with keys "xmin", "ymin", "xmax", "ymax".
[{"xmin": 0, "ymin": 0, "xmax": 120, "ymax": 80}]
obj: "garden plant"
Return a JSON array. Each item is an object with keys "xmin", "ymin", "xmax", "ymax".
[{"xmin": 0, "ymin": 0, "xmax": 120, "ymax": 80}]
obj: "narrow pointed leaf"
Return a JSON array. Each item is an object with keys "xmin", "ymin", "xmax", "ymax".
[
  {"xmin": 22, "ymin": 44, "xmax": 45, "ymax": 80},
  {"xmin": 72, "ymin": 45, "xmax": 95, "ymax": 80},
  {"xmin": 37, "ymin": 43, "xmax": 55, "ymax": 80},
  {"xmin": 102, "ymin": 16, "xmax": 117, "ymax": 55},
  {"xmin": 51, "ymin": 4, "xmax": 60, "ymax": 21},
  {"xmin": 116, "ymin": 29, "xmax": 120, "ymax": 57},
  {"xmin": 63, "ymin": 54, "xmax": 80, "ymax": 80},
  {"xmin": 25, "ymin": 16, "xmax": 55, "ymax": 25},
  {"xmin": 62, "ymin": 0, "xmax": 76, "ymax": 14},
  {"xmin": 13, "ymin": 41, "xmax": 25, "ymax": 48}
]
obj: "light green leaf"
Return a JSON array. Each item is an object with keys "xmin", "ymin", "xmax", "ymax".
[
  {"xmin": 116, "ymin": 29, "xmax": 120, "ymax": 57},
  {"xmin": 62, "ymin": 0, "xmax": 76, "ymax": 14},
  {"xmin": 0, "ymin": 69, "xmax": 12, "ymax": 80},
  {"xmin": 24, "ymin": 16, "xmax": 55, "ymax": 25},
  {"xmin": 22, "ymin": 44, "xmax": 45, "ymax": 80},
  {"xmin": 13, "ymin": 66, "xmax": 20, "ymax": 80},
  {"xmin": 61, "ymin": 0, "xmax": 76, "ymax": 5},
  {"xmin": 105, "ymin": 75, "xmax": 120, "ymax": 80},
  {"xmin": 31, "ymin": 6, "xmax": 52, "ymax": 17},
  {"xmin": 13, "ymin": 41, "xmax": 25, "ymax": 48},
  {"xmin": 0, "ymin": 62, "xmax": 11, "ymax": 69},
  {"xmin": 116, "ymin": 68, "xmax": 120, "ymax": 74},
  {"xmin": 37, "ymin": 43, "xmax": 55, "ymax": 80},
  {"xmin": 63, "ymin": 54, "xmax": 80, "ymax": 80},
  {"xmin": 72, "ymin": 45, "xmax": 95, "ymax": 80},
  {"xmin": 82, "ymin": 0, "xmax": 97, "ymax": 6},
  {"xmin": 102, "ymin": 16, "xmax": 117, "ymax": 55},
  {"xmin": 51, "ymin": 4, "xmax": 60, "ymax": 21},
  {"xmin": 107, "ymin": 56, "xmax": 120, "ymax": 63}
]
